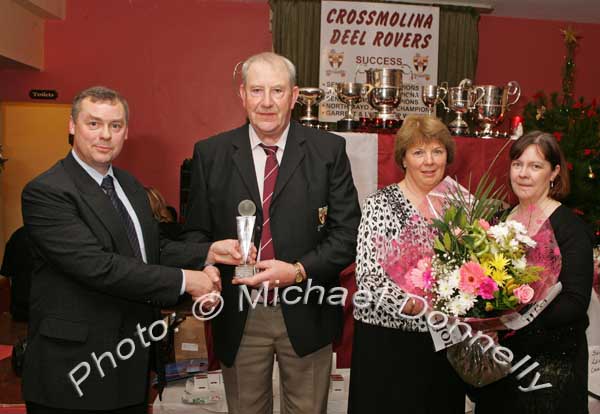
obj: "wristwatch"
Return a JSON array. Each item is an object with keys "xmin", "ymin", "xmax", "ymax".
[{"xmin": 293, "ymin": 262, "xmax": 305, "ymax": 284}]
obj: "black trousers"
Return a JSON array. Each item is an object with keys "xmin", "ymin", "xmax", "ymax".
[{"xmin": 26, "ymin": 401, "xmax": 148, "ymax": 414}]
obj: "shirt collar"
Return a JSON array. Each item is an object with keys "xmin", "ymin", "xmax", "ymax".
[
  {"xmin": 71, "ymin": 149, "xmax": 115, "ymax": 186},
  {"xmin": 248, "ymin": 124, "xmax": 290, "ymax": 152}
]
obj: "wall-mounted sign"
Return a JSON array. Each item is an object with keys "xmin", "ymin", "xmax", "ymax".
[{"xmin": 29, "ymin": 89, "xmax": 58, "ymax": 100}]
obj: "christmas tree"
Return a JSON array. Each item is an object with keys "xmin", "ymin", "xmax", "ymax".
[{"xmin": 522, "ymin": 27, "xmax": 600, "ymax": 243}]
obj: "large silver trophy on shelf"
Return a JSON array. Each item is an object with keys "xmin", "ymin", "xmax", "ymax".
[
  {"xmin": 297, "ymin": 87, "xmax": 326, "ymax": 127},
  {"xmin": 235, "ymin": 200, "xmax": 256, "ymax": 278},
  {"xmin": 473, "ymin": 81, "xmax": 521, "ymax": 138},
  {"xmin": 332, "ymin": 82, "xmax": 372, "ymax": 131},
  {"xmin": 364, "ymin": 67, "xmax": 410, "ymax": 121},
  {"xmin": 447, "ymin": 79, "xmax": 484, "ymax": 135},
  {"xmin": 421, "ymin": 84, "xmax": 448, "ymax": 115}
]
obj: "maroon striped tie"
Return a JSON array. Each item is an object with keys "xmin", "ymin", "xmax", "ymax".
[{"xmin": 259, "ymin": 144, "xmax": 279, "ymax": 261}]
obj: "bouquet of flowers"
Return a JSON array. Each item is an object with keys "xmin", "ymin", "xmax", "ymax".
[{"xmin": 377, "ymin": 176, "xmax": 562, "ymax": 386}]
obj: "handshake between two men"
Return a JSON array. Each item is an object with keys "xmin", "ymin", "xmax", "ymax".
[{"xmin": 182, "ymin": 239, "xmax": 308, "ymax": 306}]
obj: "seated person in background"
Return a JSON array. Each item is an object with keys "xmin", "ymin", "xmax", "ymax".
[
  {"xmin": 145, "ymin": 186, "xmax": 183, "ymax": 239},
  {"xmin": 0, "ymin": 225, "xmax": 32, "ymax": 321}
]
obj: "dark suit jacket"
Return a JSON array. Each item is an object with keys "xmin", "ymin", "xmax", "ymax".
[
  {"xmin": 20, "ymin": 153, "xmax": 204, "ymax": 410},
  {"xmin": 162, "ymin": 121, "xmax": 361, "ymax": 366}
]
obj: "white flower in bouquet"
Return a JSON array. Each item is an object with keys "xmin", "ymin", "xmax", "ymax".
[
  {"xmin": 437, "ymin": 277, "xmax": 456, "ymax": 299},
  {"xmin": 446, "ymin": 292, "xmax": 477, "ymax": 316},
  {"xmin": 515, "ymin": 232, "xmax": 536, "ymax": 248},
  {"xmin": 447, "ymin": 268, "xmax": 461, "ymax": 289},
  {"xmin": 487, "ymin": 223, "xmax": 510, "ymax": 244},
  {"xmin": 512, "ymin": 256, "xmax": 527, "ymax": 271}
]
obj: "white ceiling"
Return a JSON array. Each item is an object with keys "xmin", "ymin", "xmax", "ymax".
[{"xmin": 390, "ymin": 0, "xmax": 600, "ymax": 24}]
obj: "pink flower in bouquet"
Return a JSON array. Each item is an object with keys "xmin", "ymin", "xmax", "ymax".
[
  {"xmin": 477, "ymin": 277, "xmax": 499, "ymax": 299},
  {"xmin": 459, "ymin": 261, "xmax": 487, "ymax": 295},
  {"xmin": 406, "ymin": 257, "xmax": 433, "ymax": 290},
  {"xmin": 513, "ymin": 284, "xmax": 535, "ymax": 304},
  {"xmin": 478, "ymin": 218, "xmax": 491, "ymax": 231}
]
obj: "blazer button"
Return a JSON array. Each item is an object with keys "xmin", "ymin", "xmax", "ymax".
[{"xmin": 256, "ymin": 225, "xmax": 261, "ymax": 231}]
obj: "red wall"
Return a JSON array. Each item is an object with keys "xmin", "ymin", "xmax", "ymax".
[
  {"xmin": 0, "ymin": 0, "xmax": 271, "ymax": 208},
  {"xmin": 476, "ymin": 15, "xmax": 600, "ymax": 115},
  {"xmin": 2, "ymin": 6, "xmax": 599, "ymax": 209}
]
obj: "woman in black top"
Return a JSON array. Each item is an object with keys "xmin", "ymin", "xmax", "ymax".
[{"xmin": 475, "ymin": 131, "xmax": 594, "ymax": 413}]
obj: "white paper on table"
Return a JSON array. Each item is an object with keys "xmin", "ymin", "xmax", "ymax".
[{"xmin": 587, "ymin": 291, "xmax": 600, "ymax": 398}]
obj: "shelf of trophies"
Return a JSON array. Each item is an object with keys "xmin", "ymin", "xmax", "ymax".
[{"xmin": 296, "ymin": 69, "xmax": 522, "ymax": 139}]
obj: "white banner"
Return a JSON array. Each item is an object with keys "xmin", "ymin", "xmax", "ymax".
[{"xmin": 319, "ymin": 1, "xmax": 439, "ymax": 122}]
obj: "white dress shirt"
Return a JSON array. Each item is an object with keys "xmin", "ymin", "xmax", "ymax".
[{"xmin": 71, "ymin": 150, "xmax": 186, "ymax": 294}]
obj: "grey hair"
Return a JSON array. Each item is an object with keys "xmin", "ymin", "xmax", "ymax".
[{"xmin": 241, "ymin": 52, "xmax": 296, "ymax": 87}]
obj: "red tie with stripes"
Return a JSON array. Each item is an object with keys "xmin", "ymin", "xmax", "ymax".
[
  {"xmin": 259, "ymin": 144, "xmax": 278, "ymax": 261},
  {"xmin": 260, "ymin": 144, "xmax": 279, "ymax": 303}
]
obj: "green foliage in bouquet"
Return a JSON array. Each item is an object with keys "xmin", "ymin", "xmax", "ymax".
[
  {"xmin": 522, "ymin": 27, "xmax": 600, "ymax": 229},
  {"xmin": 431, "ymin": 166, "xmax": 509, "ymax": 263}
]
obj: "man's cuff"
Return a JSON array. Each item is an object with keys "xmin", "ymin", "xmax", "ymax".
[{"xmin": 180, "ymin": 270, "xmax": 186, "ymax": 295}]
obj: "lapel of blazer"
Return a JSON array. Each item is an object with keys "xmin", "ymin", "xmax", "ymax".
[
  {"xmin": 62, "ymin": 153, "xmax": 135, "ymax": 258},
  {"xmin": 114, "ymin": 168, "xmax": 158, "ymax": 264},
  {"xmin": 273, "ymin": 121, "xmax": 305, "ymax": 205},
  {"xmin": 231, "ymin": 127, "xmax": 262, "ymax": 211}
]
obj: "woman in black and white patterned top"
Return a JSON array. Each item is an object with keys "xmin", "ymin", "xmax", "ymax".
[{"xmin": 348, "ymin": 115, "xmax": 466, "ymax": 414}]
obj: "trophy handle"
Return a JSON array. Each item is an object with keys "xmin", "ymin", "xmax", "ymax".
[
  {"xmin": 506, "ymin": 81, "xmax": 521, "ymax": 107},
  {"xmin": 472, "ymin": 86, "xmax": 486, "ymax": 109},
  {"xmin": 459, "ymin": 78, "xmax": 472, "ymax": 88},
  {"xmin": 361, "ymin": 83, "xmax": 374, "ymax": 98},
  {"xmin": 437, "ymin": 86, "xmax": 448, "ymax": 110}
]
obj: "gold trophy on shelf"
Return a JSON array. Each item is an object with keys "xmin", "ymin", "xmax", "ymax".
[
  {"xmin": 364, "ymin": 67, "xmax": 409, "ymax": 124},
  {"xmin": 421, "ymin": 84, "xmax": 448, "ymax": 115},
  {"xmin": 332, "ymin": 82, "xmax": 372, "ymax": 132},
  {"xmin": 473, "ymin": 81, "xmax": 521, "ymax": 138},
  {"xmin": 297, "ymin": 87, "xmax": 326, "ymax": 127},
  {"xmin": 447, "ymin": 79, "xmax": 484, "ymax": 136}
]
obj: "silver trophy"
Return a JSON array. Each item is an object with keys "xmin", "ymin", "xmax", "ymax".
[
  {"xmin": 297, "ymin": 87, "xmax": 325, "ymax": 127},
  {"xmin": 235, "ymin": 200, "xmax": 256, "ymax": 278},
  {"xmin": 473, "ymin": 81, "xmax": 521, "ymax": 138},
  {"xmin": 421, "ymin": 84, "xmax": 448, "ymax": 115},
  {"xmin": 364, "ymin": 67, "xmax": 410, "ymax": 121},
  {"xmin": 447, "ymin": 79, "xmax": 484, "ymax": 135},
  {"xmin": 332, "ymin": 82, "xmax": 372, "ymax": 131}
]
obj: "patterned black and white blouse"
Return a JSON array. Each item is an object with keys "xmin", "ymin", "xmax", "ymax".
[{"xmin": 353, "ymin": 184, "xmax": 430, "ymax": 332}]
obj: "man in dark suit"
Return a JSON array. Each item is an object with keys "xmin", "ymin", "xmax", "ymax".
[
  {"xmin": 21, "ymin": 86, "xmax": 241, "ymax": 413},
  {"xmin": 162, "ymin": 52, "xmax": 361, "ymax": 413}
]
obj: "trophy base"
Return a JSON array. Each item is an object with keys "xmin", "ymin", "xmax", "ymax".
[
  {"xmin": 300, "ymin": 118, "xmax": 319, "ymax": 128},
  {"xmin": 449, "ymin": 126, "xmax": 471, "ymax": 136},
  {"xmin": 474, "ymin": 129, "xmax": 510, "ymax": 139},
  {"xmin": 336, "ymin": 118, "xmax": 358, "ymax": 132},
  {"xmin": 235, "ymin": 264, "xmax": 255, "ymax": 278},
  {"xmin": 375, "ymin": 111, "xmax": 398, "ymax": 122}
]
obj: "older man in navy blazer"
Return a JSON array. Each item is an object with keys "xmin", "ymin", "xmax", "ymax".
[{"xmin": 163, "ymin": 52, "xmax": 361, "ymax": 413}]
